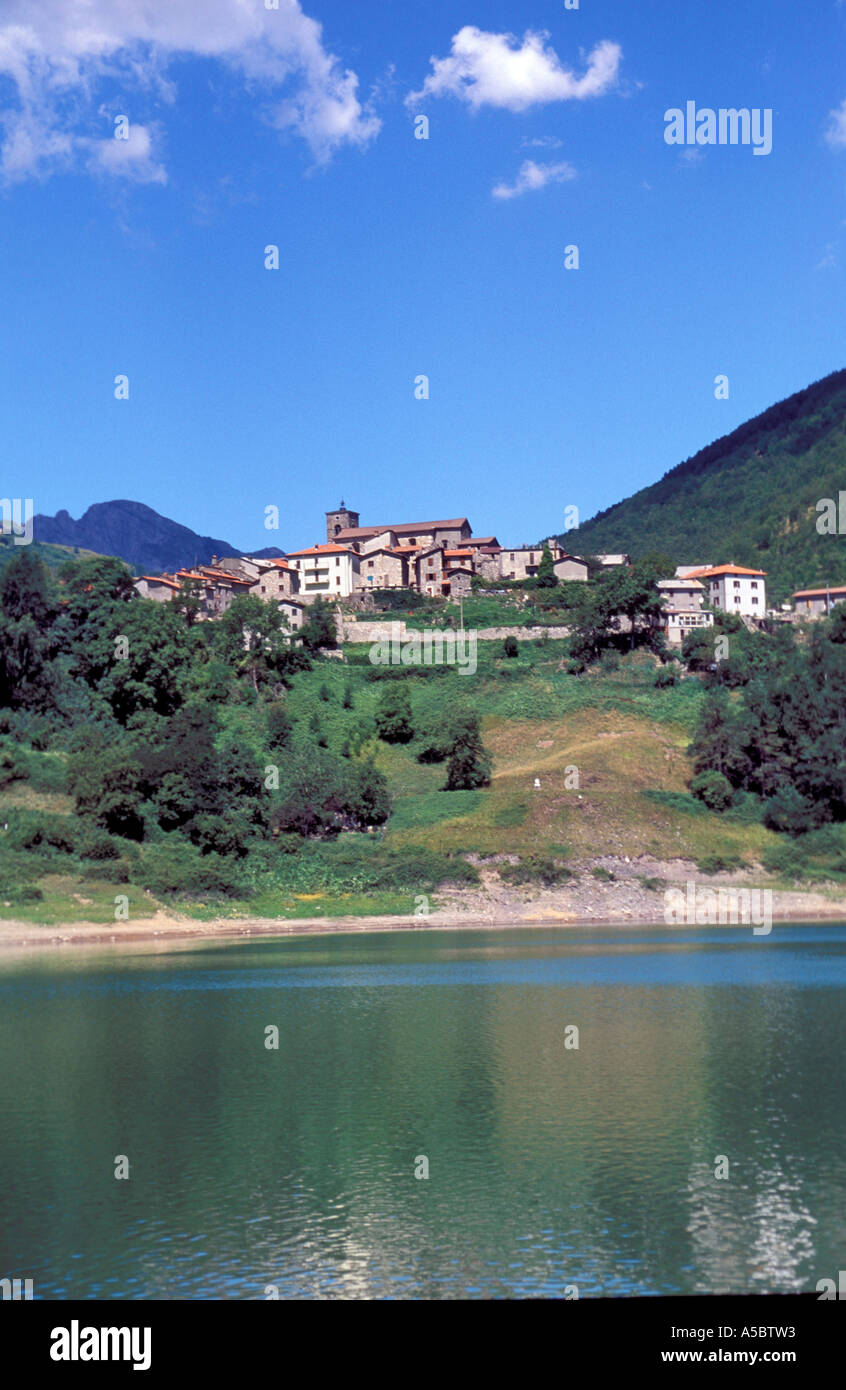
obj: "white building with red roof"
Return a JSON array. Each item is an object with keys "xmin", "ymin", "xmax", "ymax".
[
  {"xmin": 682, "ymin": 564, "xmax": 767, "ymax": 617},
  {"xmin": 287, "ymin": 543, "xmax": 360, "ymax": 598}
]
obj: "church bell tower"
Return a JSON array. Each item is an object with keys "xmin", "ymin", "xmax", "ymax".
[{"xmin": 326, "ymin": 500, "xmax": 359, "ymax": 542}]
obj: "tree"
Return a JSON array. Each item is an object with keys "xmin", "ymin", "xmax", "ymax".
[
  {"xmin": 267, "ymin": 704, "xmax": 293, "ymax": 750},
  {"xmin": 67, "ymin": 742, "xmax": 144, "ymax": 839},
  {"xmin": 0, "ymin": 550, "xmax": 57, "ymax": 631},
  {"xmin": 175, "ymin": 577, "xmax": 204, "ymax": 626},
  {"xmin": 535, "ymin": 544, "xmax": 557, "ymax": 588},
  {"xmin": 271, "ymin": 747, "xmax": 389, "ymax": 837},
  {"xmin": 375, "ymin": 685, "xmax": 413, "ymax": 743},
  {"xmin": 0, "ymin": 613, "xmax": 55, "ymax": 711},
  {"xmin": 444, "ymin": 711, "xmax": 491, "ymax": 790},
  {"xmin": 300, "ymin": 597, "xmax": 337, "ymax": 651},
  {"xmin": 97, "ymin": 602, "xmax": 194, "ymax": 723},
  {"xmin": 503, "ymin": 636, "xmax": 519, "ymax": 658},
  {"xmin": 214, "ymin": 595, "xmax": 293, "ymax": 690}
]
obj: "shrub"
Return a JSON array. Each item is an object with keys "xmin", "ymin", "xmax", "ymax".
[
  {"xmin": 500, "ymin": 854, "xmax": 573, "ymax": 887},
  {"xmin": 0, "ymin": 883, "xmax": 43, "ymax": 903},
  {"xmin": 653, "ymin": 666, "xmax": 677, "ymax": 689},
  {"xmin": 6, "ymin": 811, "xmax": 77, "ymax": 856},
  {"xmin": 762, "ymin": 785, "xmax": 825, "ymax": 836},
  {"xmin": 503, "ymin": 636, "xmax": 519, "ymax": 659},
  {"xmin": 761, "ymin": 839, "xmax": 808, "ymax": 881},
  {"xmin": 375, "ymin": 686, "xmax": 414, "ymax": 744},
  {"xmin": 695, "ymin": 853, "xmax": 743, "ymax": 875},
  {"xmin": 74, "ymin": 826, "xmax": 123, "ymax": 860},
  {"xmin": 266, "ymin": 704, "xmax": 293, "ymax": 751},
  {"xmin": 137, "ymin": 840, "xmax": 246, "ymax": 898},
  {"xmin": 690, "ymin": 770, "xmax": 734, "ymax": 813},
  {"xmin": 84, "ymin": 858, "xmax": 130, "ymax": 883}
]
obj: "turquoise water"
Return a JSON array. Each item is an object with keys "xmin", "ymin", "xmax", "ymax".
[{"xmin": 1, "ymin": 924, "xmax": 844, "ymax": 1299}]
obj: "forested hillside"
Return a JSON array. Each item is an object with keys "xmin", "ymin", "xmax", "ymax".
[{"xmin": 569, "ymin": 369, "xmax": 846, "ymax": 603}]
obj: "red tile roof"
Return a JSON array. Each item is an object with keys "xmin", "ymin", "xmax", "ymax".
[
  {"xmin": 686, "ymin": 564, "xmax": 767, "ymax": 578},
  {"xmin": 793, "ymin": 585, "xmax": 846, "ymax": 599},
  {"xmin": 139, "ymin": 575, "xmax": 180, "ymax": 591},
  {"xmin": 335, "ymin": 518, "xmax": 469, "ymax": 541},
  {"xmin": 288, "ymin": 543, "xmax": 355, "ymax": 557},
  {"xmin": 385, "ymin": 518, "xmax": 469, "ymax": 534}
]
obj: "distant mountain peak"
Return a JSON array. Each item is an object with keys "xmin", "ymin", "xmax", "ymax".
[{"xmin": 33, "ymin": 500, "xmax": 283, "ymax": 573}]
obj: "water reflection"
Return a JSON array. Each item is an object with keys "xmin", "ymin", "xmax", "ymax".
[{"xmin": 0, "ymin": 925, "xmax": 844, "ymax": 1298}]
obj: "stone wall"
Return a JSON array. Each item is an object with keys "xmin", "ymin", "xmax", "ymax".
[{"xmin": 340, "ymin": 619, "xmax": 570, "ymax": 644}]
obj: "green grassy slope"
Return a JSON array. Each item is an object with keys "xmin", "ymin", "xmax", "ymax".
[
  {"xmin": 1, "ymin": 645, "xmax": 787, "ymax": 925},
  {"xmin": 0, "ymin": 538, "xmax": 131, "ymax": 576}
]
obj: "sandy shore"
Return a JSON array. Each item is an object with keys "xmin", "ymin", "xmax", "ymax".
[{"xmin": 1, "ymin": 856, "xmax": 845, "ymax": 950}]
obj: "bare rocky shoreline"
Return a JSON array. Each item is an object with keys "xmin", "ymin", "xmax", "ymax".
[{"xmin": 1, "ymin": 855, "xmax": 844, "ymax": 950}]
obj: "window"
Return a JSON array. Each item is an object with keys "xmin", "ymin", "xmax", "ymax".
[
  {"xmin": 734, "ymin": 580, "xmax": 741, "ymax": 588},
  {"xmin": 751, "ymin": 581, "xmax": 758, "ymax": 589},
  {"xmin": 368, "ymin": 560, "xmax": 374, "ymax": 568},
  {"xmin": 510, "ymin": 553, "xmax": 515, "ymax": 562},
  {"xmin": 751, "ymin": 597, "xmax": 759, "ymax": 605},
  {"xmin": 335, "ymin": 557, "xmax": 340, "ymax": 566}
]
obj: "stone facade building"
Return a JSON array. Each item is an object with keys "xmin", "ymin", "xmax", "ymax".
[
  {"xmin": 791, "ymin": 584, "xmax": 846, "ymax": 619},
  {"xmin": 656, "ymin": 577, "xmax": 714, "ymax": 646}
]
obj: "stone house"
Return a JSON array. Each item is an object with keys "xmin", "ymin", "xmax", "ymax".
[
  {"xmin": 358, "ymin": 547, "xmax": 409, "ymax": 590},
  {"xmin": 791, "ymin": 584, "xmax": 846, "ymax": 619},
  {"xmin": 134, "ymin": 575, "xmax": 181, "ymax": 603},
  {"xmin": 498, "ymin": 541, "xmax": 582, "ymax": 582},
  {"xmin": 656, "ymin": 578, "xmax": 714, "ymax": 646},
  {"xmin": 277, "ymin": 598, "xmax": 307, "ymax": 632},
  {"xmin": 553, "ymin": 554, "xmax": 589, "ymax": 582},
  {"xmin": 210, "ymin": 556, "xmax": 262, "ymax": 583},
  {"xmin": 250, "ymin": 559, "xmax": 299, "ymax": 601}
]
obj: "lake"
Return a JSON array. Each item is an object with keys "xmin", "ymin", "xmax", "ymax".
[{"xmin": 1, "ymin": 924, "xmax": 844, "ymax": 1299}]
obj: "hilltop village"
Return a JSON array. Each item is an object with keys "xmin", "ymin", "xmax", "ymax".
[{"xmin": 132, "ymin": 501, "xmax": 838, "ymax": 646}]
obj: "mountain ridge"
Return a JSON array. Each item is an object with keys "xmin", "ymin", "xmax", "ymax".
[
  {"xmin": 33, "ymin": 499, "xmax": 283, "ymax": 573},
  {"xmin": 568, "ymin": 368, "xmax": 846, "ymax": 603}
]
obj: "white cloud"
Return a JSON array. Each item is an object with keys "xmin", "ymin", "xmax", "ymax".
[
  {"xmin": 0, "ymin": 0, "xmax": 380, "ymax": 183},
  {"xmin": 492, "ymin": 158, "xmax": 576, "ymax": 200},
  {"xmin": 408, "ymin": 28, "xmax": 621, "ymax": 113},
  {"xmin": 522, "ymin": 135, "xmax": 563, "ymax": 150},
  {"xmin": 824, "ymin": 98, "xmax": 846, "ymax": 149},
  {"xmin": 87, "ymin": 124, "xmax": 167, "ymax": 185}
]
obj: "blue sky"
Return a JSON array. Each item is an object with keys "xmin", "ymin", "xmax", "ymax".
[{"xmin": 2, "ymin": 0, "xmax": 846, "ymax": 553}]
